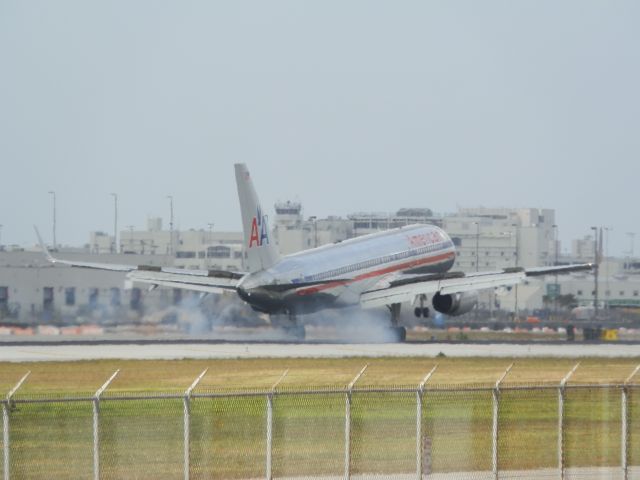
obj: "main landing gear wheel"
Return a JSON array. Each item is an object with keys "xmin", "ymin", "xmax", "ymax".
[
  {"xmin": 272, "ymin": 310, "xmax": 305, "ymax": 341},
  {"xmin": 386, "ymin": 303, "xmax": 407, "ymax": 342},
  {"xmin": 283, "ymin": 325, "xmax": 306, "ymax": 341},
  {"xmin": 388, "ymin": 326, "xmax": 406, "ymax": 342}
]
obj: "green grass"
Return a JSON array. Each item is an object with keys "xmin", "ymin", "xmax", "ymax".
[
  {"xmin": 2, "ymin": 357, "xmax": 639, "ymax": 394},
  {"xmin": 1, "ymin": 357, "xmax": 639, "ymax": 478}
]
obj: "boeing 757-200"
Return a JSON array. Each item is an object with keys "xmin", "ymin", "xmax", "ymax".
[{"xmin": 38, "ymin": 164, "xmax": 592, "ymax": 341}]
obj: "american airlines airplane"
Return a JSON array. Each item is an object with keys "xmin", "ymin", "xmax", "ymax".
[{"xmin": 39, "ymin": 164, "xmax": 592, "ymax": 341}]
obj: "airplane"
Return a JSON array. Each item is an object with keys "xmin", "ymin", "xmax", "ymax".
[{"xmin": 37, "ymin": 163, "xmax": 593, "ymax": 341}]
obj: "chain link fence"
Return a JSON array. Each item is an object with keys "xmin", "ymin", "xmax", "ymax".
[{"xmin": 1, "ymin": 366, "xmax": 639, "ymax": 479}]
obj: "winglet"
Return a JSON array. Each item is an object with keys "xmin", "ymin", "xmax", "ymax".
[{"xmin": 34, "ymin": 226, "xmax": 55, "ymax": 263}]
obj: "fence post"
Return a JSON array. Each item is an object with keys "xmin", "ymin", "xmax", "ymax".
[
  {"xmin": 622, "ymin": 364, "xmax": 640, "ymax": 480},
  {"xmin": 93, "ymin": 369, "xmax": 119, "ymax": 480},
  {"xmin": 493, "ymin": 363, "xmax": 513, "ymax": 480},
  {"xmin": 558, "ymin": 363, "xmax": 579, "ymax": 480},
  {"xmin": 183, "ymin": 369, "xmax": 208, "ymax": 480},
  {"xmin": 345, "ymin": 364, "xmax": 368, "ymax": 480},
  {"xmin": 622, "ymin": 385, "xmax": 628, "ymax": 480},
  {"xmin": 2, "ymin": 402, "xmax": 8, "ymax": 480},
  {"xmin": 416, "ymin": 365, "xmax": 438, "ymax": 480},
  {"xmin": 266, "ymin": 369, "xmax": 288, "ymax": 480},
  {"xmin": 3, "ymin": 371, "xmax": 30, "ymax": 480}
]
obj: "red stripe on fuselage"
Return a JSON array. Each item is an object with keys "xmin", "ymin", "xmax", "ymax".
[{"xmin": 294, "ymin": 250, "xmax": 455, "ymax": 296}]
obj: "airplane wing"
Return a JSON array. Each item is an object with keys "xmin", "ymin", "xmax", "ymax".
[
  {"xmin": 35, "ymin": 227, "xmax": 244, "ymax": 294},
  {"xmin": 359, "ymin": 263, "xmax": 593, "ymax": 309},
  {"xmin": 127, "ymin": 268, "xmax": 242, "ymax": 294}
]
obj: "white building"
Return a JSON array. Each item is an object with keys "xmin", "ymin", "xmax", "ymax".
[
  {"xmin": 572, "ymin": 235, "xmax": 596, "ymax": 261},
  {"xmin": 444, "ymin": 207, "xmax": 557, "ymax": 271},
  {"xmin": 89, "ymin": 231, "xmax": 114, "ymax": 254},
  {"xmin": 272, "ymin": 201, "xmax": 352, "ymax": 255},
  {"xmin": 107, "ymin": 218, "xmax": 244, "ymax": 271}
]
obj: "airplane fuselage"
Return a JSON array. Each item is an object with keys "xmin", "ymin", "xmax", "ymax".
[{"xmin": 237, "ymin": 224, "xmax": 456, "ymax": 314}]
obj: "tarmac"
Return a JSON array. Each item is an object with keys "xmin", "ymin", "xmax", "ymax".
[{"xmin": 1, "ymin": 341, "xmax": 639, "ymax": 362}]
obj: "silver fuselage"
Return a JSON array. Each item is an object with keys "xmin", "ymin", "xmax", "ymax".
[{"xmin": 237, "ymin": 224, "xmax": 456, "ymax": 314}]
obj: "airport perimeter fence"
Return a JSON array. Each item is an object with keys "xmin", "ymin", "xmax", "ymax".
[{"xmin": 1, "ymin": 365, "xmax": 640, "ymax": 479}]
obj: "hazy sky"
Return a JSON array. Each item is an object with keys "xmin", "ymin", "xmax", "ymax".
[{"xmin": 1, "ymin": 1, "xmax": 639, "ymax": 255}]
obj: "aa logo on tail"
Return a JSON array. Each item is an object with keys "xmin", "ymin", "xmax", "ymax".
[{"xmin": 249, "ymin": 206, "xmax": 270, "ymax": 247}]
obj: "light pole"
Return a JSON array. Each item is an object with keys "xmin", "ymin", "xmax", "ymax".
[
  {"xmin": 591, "ymin": 226, "xmax": 600, "ymax": 321},
  {"xmin": 207, "ymin": 223, "xmax": 214, "ymax": 268},
  {"xmin": 473, "ymin": 221, "xmax": 479, "ymax": 321},
  {"xmin": 512, "ymin": 224, "xmax": 519, "ymax": 321},
  {"xmin": 110, "ymin": 193, "xmax": 118, "ymax": 254},
  {"xmin": 604, "ymin": 227, "xmax": 612, "ymax": 318},
  {"xmin": 167, "ymin": 195, "xmax": 174, "ymax": 256},
  {"xmin": 127, "ymin": 225, "xmax": 134, "ymax": 252},
  {"xmin": 552, "ymin": 224, "xmax": 558, "ymax": 320},
  {"xmin": 48, "ymin": 191, "xmax": 56, "ymax": 250},
  {"xmin": 626, "ymin": 232, "xmax": 636, "ymax": 257},
  {"xmin": 309, "ymin": 216, "xmax": 318, "ymax": 248},
  {"xmin": 474, "ymin": 222, "xmax": 480, "ymax": 272}
]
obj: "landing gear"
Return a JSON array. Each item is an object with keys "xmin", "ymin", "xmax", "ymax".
[
  {"xmin": 388, "ymin": 326, "xmax": 406, "ymax": 342},
  {"xmin": 414, "ymin": 295, "xmax": 429, "ymax": 318},
  {"xmin": 386, "ymin": 303, "xmax": 406, "ymax": 342},
  {"xmin": 282, "ymin": 325, "xmax": 306, "ymax": 340},
  {"xmin": 271, "ymin": 310, "xmax": 306, "ymax": 341}
]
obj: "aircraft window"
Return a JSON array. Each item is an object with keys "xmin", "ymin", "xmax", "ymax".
[
  {"xmin": 208, "ymin": 246, "xmax": 231, "ymax": 258},
  {"xmin": 620, "ymin": 291, "xmax": 625, "ymax": 296},
  {"xmin": 65, "ymin": 287, "xmax": 75, "ymax": 306},
  {"xmin": 634, "ymin": 290, "xmax": 639, "ymax": 297},
  {"xmin": 130, "ymin": 288, "xmax": 142, "ymax": 310},
  {"xmin": 111, "ymin": 288, "xmax": 121, "ymax": 306},
  {"xmin": 88, "ymin": 288, "xmax": 99, "ymax": 308},
  {"xmin": 577, "ymin": 290, "xmax": 583, "ymax": 296}
]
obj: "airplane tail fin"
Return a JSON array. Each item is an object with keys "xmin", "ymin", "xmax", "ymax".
[{"xmin": 234, "ymin": 164, "xmax": 281, "ymax": 272}]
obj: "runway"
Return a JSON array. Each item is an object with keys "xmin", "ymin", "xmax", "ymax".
[{"xmin": 1, "ymin": 341, "xmax": 639, "ymax": 362}]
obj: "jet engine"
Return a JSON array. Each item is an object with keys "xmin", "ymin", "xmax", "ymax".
[{"xmin": 432, "ymin": 292, "xmax": 478, "ymax": 316}]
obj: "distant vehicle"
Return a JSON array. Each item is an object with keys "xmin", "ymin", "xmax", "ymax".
[
  {"xmin": 571, "ymin": 306, "xmax": 588, "ymax": 320},
  {"xmin": 37, "ymin": 164, "xmax": 592, "ymax": 341}
]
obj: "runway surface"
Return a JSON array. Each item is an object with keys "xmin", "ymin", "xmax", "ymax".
[{"xmin": 1, "ymin": 342, "xmax": 639, "ymax": 362}]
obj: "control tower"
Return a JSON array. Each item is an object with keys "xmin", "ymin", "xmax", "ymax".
[{"xmin": 274, "ymin": 201, "xmax": 303, "ymax": 227}]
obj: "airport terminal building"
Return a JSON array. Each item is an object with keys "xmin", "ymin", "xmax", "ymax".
[{"xmin": 1, "ymin": 204, "xmax": 639, "ymax": 326}]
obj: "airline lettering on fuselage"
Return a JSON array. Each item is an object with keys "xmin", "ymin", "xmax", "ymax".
[
  {"xmin": 249, "ymin": 206, "xmax": 270, "ymax": 248},
  {"xmin": 407, "ymin": 230, "xmax": 443, "ymax": 248}
]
